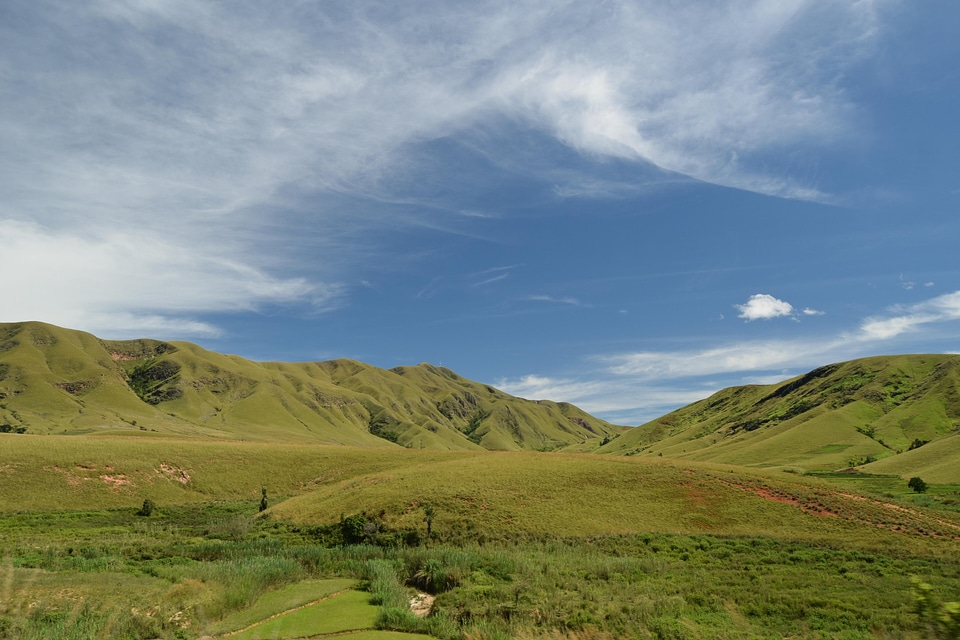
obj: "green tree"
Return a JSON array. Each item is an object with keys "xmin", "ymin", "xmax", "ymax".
[
  {"xmin": 341, "ymin": 514, "xmax": 368, "ymax": 544},
  {"xmin": 908, "ymin": 477, "xmax": 929, "ymax": 493},
  {"xmin": 424, "ymin": 504, "xmax": 435, "ymax": 538},
  {"xmin": 136, "ymin": 498, "xmax": 155, "ymax": 517},
  {"xmin": 259, "ymin": 486, "xmax": 268, "ymax": 512}
]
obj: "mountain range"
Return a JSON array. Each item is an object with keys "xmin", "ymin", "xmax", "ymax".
[
  {"xmin": 0, "ymin": 321, "xmax": 624, "ymax": 450},
  {"xmin": 2, "ymin": 321, "xmax": 958, "ymax": 481}
]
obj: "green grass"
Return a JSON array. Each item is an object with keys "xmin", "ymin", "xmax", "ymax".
[
  {"xmin": 2, "ymin": 431, "xmax": 960, "ymax": 638},
  {"xmin": 2, "ymin": 508, "xmax": 958, "ymax": 639},
  {"xmin": 269, "ymin": 450, "xmax": 960, "ymax": 545},
  {"xmin": 207, "ymin": 578, "xmax": 356, "ymax": 635},
  {"xmin": 601, "ymin": 354, "xmax": 960, "ymax": 480},
  {"xmin": 229, "ymin": 589, "xmax": 378, "ymax": 639}
]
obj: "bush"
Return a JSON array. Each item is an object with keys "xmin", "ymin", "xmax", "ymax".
[
  {"xmin": 136, "ymin": 498, "xmax": 156, "ymax": 517},
  {"xmin": 908, "ymin": 477, "xmax": 928, "ymax": 494}
]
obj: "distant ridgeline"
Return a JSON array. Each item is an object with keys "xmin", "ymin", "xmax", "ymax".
[
  {"xmin": 597, "ymin": 354, "xmax": 960, "ymax": 482},
  {"xmin": 0, "ymin": 321, "xmax": 625, "ymax": 451},
  {"xmin": 1, "ymin": 321, "xmax": 959, "ymax": 481}
]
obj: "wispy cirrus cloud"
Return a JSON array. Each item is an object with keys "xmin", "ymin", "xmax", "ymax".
[
  {"xmin": 857, "ymin": 290, "xmax": 960, "ymax": 341},
  {"xmin": 0, "ymin": 0, "xmax": 889, "ymax": 335},
  {"xmin": 525, "ymin": 295, "xmax": 583, "ymax": 306}
]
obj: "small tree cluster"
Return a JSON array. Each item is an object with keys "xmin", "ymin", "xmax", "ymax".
[
  {"xmin": 0, "ymin": 424, "xmax": 26, "ymax": 434},
  {"xmin": 908, "ymin": 477, "xmax": 928, "ymax": 494}
]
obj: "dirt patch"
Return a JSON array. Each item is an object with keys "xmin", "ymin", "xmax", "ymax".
[
  {"xmin": 735, "ymin": 483, "xmax": 840, "ymax": 518},
  {"xmin": 410, "ymin": 592, "xmax": 435, "ymax": 618},
  {"xmin": 100, "ymin": 474, "xmax": 133, "ymax": 490},
  {"xmin": 720, "ymin": 480, "xmax": 840, "ymax": 518},
  {"xmin": 715, "ymin": 477, "xmax": 960, "ymax": 540},
  {"xmin": 157, "ymin": 462, "xmax": 191, "ymax": 484},
  {"xmin": 838, "ymin": 492, "xmax": 867, "ymax": 501}
]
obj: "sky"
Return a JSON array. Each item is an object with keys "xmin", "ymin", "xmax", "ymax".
[{"xmin": 2, "ymin": 0, "xmax": 959, "ymax": 425}]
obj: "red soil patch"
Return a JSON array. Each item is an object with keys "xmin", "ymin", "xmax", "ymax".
[
  {"xmin": 727, "ymin": 482, "xmax": 839, "ymax": 518},
  {"xmin": 716, "ymin": 477, "xmax": 960, "ymax": 540}
]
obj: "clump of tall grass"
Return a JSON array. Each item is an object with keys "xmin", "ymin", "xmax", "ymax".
[
  {"xmin": 191, "ymin": 555, "xmax": 303, "ymax": 619},
  {"xmin": 11, "ymin": 601, "xmax": 162, "ymax": 640}
]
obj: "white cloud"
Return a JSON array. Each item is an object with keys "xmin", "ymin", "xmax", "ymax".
[
  {"xmin": 857, "ymin": 290, "xmax": 960, "ymax": 340},
  {"xmin": 495, "ymin": 373, "xmax": 717, "ymax": 425},
  {"xmin": 735, "ymin": 294, "xmax": 795, "ymax": 321},
  {"xmin": 602, "ymin": 340, "xmax": 837, "ymax": 380},
  {"xmin": 0, "ymin": 220, "xmax": 331, "ymax": 337},
  {"xmin": 802, "ymin": 307, "xmax": 826, "ymax": 316},
  {"xmin": 472, "ymin": 273, "xmax": 510, "ymax": 287},
  {"xmin": 526, "ymin": 295, "xmax": 583, "ymax": 306},
  {"xmin": 0, "ymin": 1, "xmax": 887, "ymax": 334}
]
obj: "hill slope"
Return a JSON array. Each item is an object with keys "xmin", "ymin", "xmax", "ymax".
[
  {"xmin": 0, "ymin": 322, "xmax": 624, "ymax": 449},
  {"xmin": 3, "ymin": 433, "xmax": 958, "ymax": 546},
  {"xmin": 598, "ymin": 354, "xmax": 960, "ymax": 480}
]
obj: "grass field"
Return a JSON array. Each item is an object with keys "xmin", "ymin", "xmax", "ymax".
[{"xmin": 1, "ymin": 435, "xmax": 960, "ymax": 638}]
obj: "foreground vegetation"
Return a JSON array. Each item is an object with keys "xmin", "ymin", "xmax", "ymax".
[
  {"xmin": 2, "ymin": 500, "xmax": 959, "ymax": 639},
  {"xmin": 2, "ymin": 435, "xmax": 960, "ymax": 639}
]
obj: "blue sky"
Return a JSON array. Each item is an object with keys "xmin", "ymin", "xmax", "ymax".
[{"xmin": 2, "ymin": 1, "xmax": 959, "ymax": 424}]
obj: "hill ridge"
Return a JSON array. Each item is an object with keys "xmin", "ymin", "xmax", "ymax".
[
  {"xmin": 0, "ymin": 321, "xmax": 624, "ymax": 450},
  {"xmin": 599, "ymin": 353, "xmax": 960, "ymax": 482}
]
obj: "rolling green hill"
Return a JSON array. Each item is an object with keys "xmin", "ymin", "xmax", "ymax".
[
  {"xmin": 3, "ymin": 433, "xmax": 958, "ymax": 546},
  {"xmin": 0, "ymin": 321, "xmax": 624, "ymax": 450},
  {"xmin": 598, "ymin": 354, "xmax": 960, "ymax": 481}
]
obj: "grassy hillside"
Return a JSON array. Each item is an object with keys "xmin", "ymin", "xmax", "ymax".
[
  {"xmin": 5, "ymin": 432, "xmax": 957, "ymax": 547},
  {"xmin": 0, "ymin": 321, "xmax": 624, "ymax": 450},
  {"xmin": 2, "ymin": 434, "xmax": 960, "ymax": 639},
  {"xmin": 599, "ymin": 355, "xmax": 960, "ymax": 480}
]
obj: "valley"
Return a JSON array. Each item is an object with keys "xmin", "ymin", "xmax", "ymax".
[{"xmin": 2, "ymin": 322, "xmax": 960, "ymax": 638}]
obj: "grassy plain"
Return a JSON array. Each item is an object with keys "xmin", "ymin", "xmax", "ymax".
[{"xmin": 2, "ymin": 435, "xmax": 960, "ymax": 639}]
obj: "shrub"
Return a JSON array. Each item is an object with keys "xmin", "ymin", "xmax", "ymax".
[
  {"xmin": 136, "ymin": 498, "xmax": 156, "ymax": 517},
  {"xmin": 908, "ymin": 477, "xmax": 928, "ymax": 494}
]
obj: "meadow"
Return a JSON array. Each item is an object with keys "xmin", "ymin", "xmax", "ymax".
[{"xmin": 2, "ymin": 434, "xmax": 960, "ymax": 639}]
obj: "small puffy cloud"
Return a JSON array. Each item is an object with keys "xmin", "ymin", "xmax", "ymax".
[
  {"xmin": 735, "ymin": 294, "xmax": 795, "ymax": 321},
  {"xmin": 802, "ymin": 307, "xmax": 825, "ymax": 316}
]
